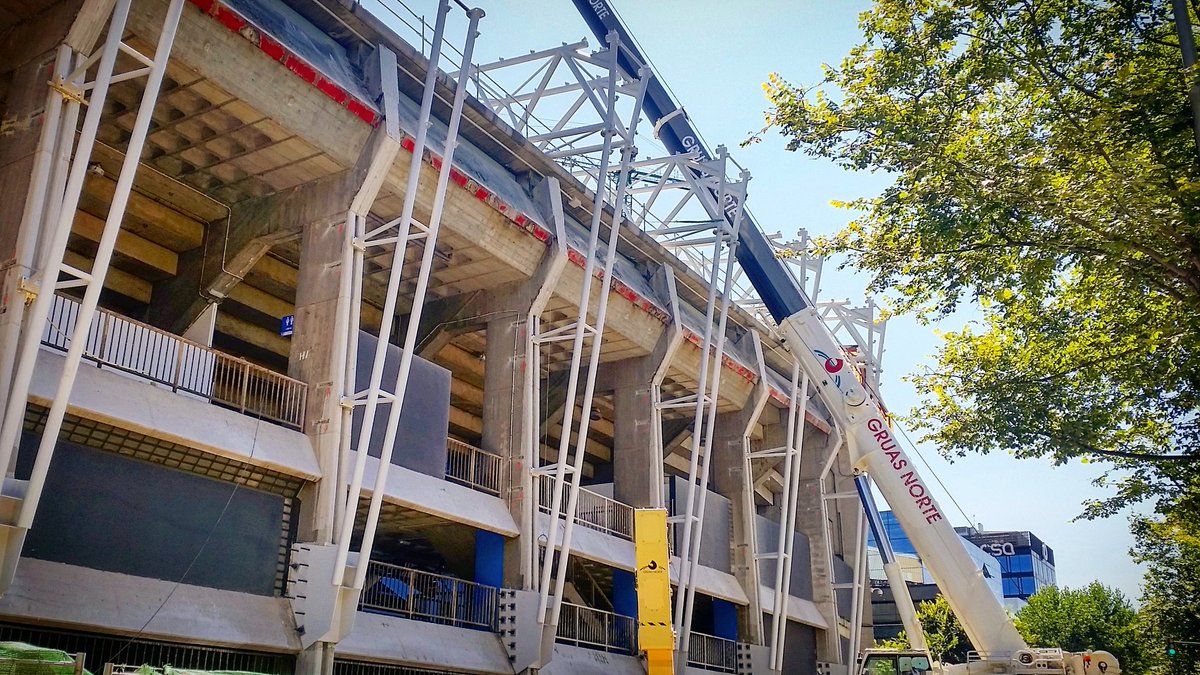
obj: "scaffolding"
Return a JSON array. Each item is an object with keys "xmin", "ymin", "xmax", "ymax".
[{"xmin": 0, "ymin": 0, "xmax": 187, "ymax": 594}]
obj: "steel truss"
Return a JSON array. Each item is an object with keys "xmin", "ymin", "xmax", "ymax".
[
  {"xmin": 0, "ymin": 0, "xmax": 186, "ymax": 592},
  {"xmin": 496, "ymin": 32, "xmax": 650, "ymax": 654},
  {"xmin": 329, "ymin": 0, "xmax": 484, "ymax": 606},
  {"xmin": 467, "ymin": 38, "xmax": 644, "ymax": 173}
]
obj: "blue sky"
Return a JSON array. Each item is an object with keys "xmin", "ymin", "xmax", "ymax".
[{"xmin": 388, "ymin": 0, "xmax": 1149, "ymax": 601}]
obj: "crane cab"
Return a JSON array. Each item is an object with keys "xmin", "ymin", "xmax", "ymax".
[{"xmin": 859, "ymin": 649, "xmax": 936, "ymax": 675}]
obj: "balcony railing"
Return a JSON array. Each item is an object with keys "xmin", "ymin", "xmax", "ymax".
[
  {"xmin": 359, "ymin": 560, "xmax": 498, "ymax": 631},
  {"xmin": 445, "ymin": 439, "xmax": 503, "ymax": 496},
  {"xmin": 41, "ymin": 293, "xmax": 306, "ymax": 429},
  {"xmin": 555, "ymin": 602, "xmax": 636, "ymax": 655},
  {"xmin": 687, "ymin": 632, "xmax": 738, "ymax": 673},
  {"xmin": 536, "ymin": 474, "xmax": 634, "ymax": 540}
]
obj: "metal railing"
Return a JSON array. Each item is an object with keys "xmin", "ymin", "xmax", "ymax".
[
  {"xmin": 445, "ymin": 438, "xmax": 503, "ymax": 496},
  {"xmin": 555, "ymin": 602, "xmax": 636, "ymax": 655},
  {"xmin": 536, "ymin": 474, "xmax": 634, "ymax": 540},
  {"xmin": 359, "ymin": 560, "xmax": 499, "ymax": 631},
  {"xmin": 41, "ymin": 293, "xmax": 307, "ymax": 429},
  {"xmin": 687, "ymin": 632, "xmax": 738, "ymax": 673}
]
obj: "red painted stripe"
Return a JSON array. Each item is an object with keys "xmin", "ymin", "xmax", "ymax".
[
  {"xmin": 187, "ymin": 0, "xmax": 381, "ymax": 126},
  {"xmin": 187, "ymin": 0, "xmax": 686, "ymax": 336}
]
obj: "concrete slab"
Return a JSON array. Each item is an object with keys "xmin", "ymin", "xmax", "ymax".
[
  {"xmin": 29, "ymin": 349, "xmax": 321, "ymax": 480},
  {"xmin": 337, "ymin": 611, "xmax": 513, "ymax": 674},
  {"xmin": 540, "ymin": 643, "xmax": 644, "ymax": 675},
  {"xmin": 354, "ymin": 451, "xmax": 518, "ymax": 536},
  {"xmin": 758, "ymin": 585, "xmax": 829, "ymax": 629},
  {"xmin": 0, "ymin": 558, "xmax": 300, "ymax": 651}
]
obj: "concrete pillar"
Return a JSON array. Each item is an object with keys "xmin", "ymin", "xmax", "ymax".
[
  {"xmin": 611, "ymin": 362, "xmax": 658, "ymax": 507},
  {"xmin": 712, "ymin": 404, "xmax": 768, "ymax": 645},
  {"xmin": 796, "ymin": 426, "xmax": 843, "ymax": 663},
  {"xmin": 481, "ymin": 310, "xmax": 529, "ymax": 588},
  {"xmin": 289, "ymin": 207, "xmax": 351, "ymax": 545},
  {"xmin": 479, "ymin": 176, "xmax": 570, "ymax": 590}
]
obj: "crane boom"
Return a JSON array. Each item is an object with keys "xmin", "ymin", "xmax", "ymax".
[{"xmin": 569, "ymin": 0, "xmax": 1028, "ymax": 659}]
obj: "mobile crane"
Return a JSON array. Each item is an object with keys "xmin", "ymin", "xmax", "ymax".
[{"xmin": 569, "ymin": 3, "xmax": 1123, "ymax": 675}]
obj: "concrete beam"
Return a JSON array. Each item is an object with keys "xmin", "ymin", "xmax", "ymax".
[
  {"xmin": 80, "ymin": 173, "xmax": 205, "ymax": 251},
  {"xmin": 215, "ymin": 311, "xmax": 290, "ymax": 357},
  {"xmin": 63, "ymin": 250, "xmax": 151, "ymax": 302},
  {"xmin": 148, "ymin": 171, "xmax": 353, "ymax": 334},
  {"xmin": 71, "ymin": 210, "xmax": 178, "ymax": 277}
]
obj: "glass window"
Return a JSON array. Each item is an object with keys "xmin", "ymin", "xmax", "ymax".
[
  {"xmin": 899, "ymin": 655, "xmax": 931, "ymax": 675},
  {"xmin": 1010, "ymin": 555, "xmax": 1033, "ymax": 573},
  {"xmin": 998, "ymin": 556, "xmax": 1011, "ymax": 573},
  {"xmin": 1003, "ymin": 578, "xmax": 1020, "ymax": 596},
  {"xmin": 864, "ymin": 656, "xmax": 897, "ymax": 675}
]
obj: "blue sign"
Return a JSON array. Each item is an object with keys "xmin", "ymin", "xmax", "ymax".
[{"xmin": 280, "ymin": 314, "xmax": 295, "ymax": 337}]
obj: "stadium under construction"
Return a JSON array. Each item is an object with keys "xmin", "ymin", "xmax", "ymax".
[{"xmin": 0, "ymin": 0, "xmax": 889, "ymax": 672}]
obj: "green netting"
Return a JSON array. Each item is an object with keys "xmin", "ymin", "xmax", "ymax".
[
  {"xmin": 145, "ymin": 662, "xmax": 270, "ymax": 667},
  {"xmin": 114, "ymin": 662, "xmax": 270, "ymax": 667},
  {"xmin": 0, "ymin": 642, "xmax": 88, "ymax": 675}
]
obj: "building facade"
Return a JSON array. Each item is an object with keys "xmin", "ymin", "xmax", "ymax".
[
  {"xmin": 0, "ymin": 0, "xmax": 883, "ymax": 673},
  {"xmin": 956, "ymin": 528, "xmax": 1057, "ymax": 607}
]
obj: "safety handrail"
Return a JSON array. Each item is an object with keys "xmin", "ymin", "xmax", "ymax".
[
  {"xmin": 41, "ymin": 293, "xmax": 307, "ymax": 429},
  {"xmin": 445, "ymin": 438, "xmax": 503, "ymax": 495},
  {"xmin": 359, "ymin": 560, "xmax": 499, "ymax": 631}
]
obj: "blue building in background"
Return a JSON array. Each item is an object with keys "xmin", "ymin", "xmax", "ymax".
[{"xmin": 955, "ymin": 527, "xmax": 1057, "ymax": 604}]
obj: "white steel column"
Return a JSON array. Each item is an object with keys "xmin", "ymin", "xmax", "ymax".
[
  {"xmin": 673, "ymin": 152, "xmax": 751, "ymax": 651},
  {"xmin": 332, "ymin": 2, "xmax": 485, "ymax": 592},
  {"xmin": 0, "ymin": 0, "xmax": 186, "ymax": 558},
  {"xmin": 533, "ymin": 31, "xmax": 649, "ymax": 647},
  {"xmin": 750, "ymin": 359, "xmax": 810, "ymax": 672}
]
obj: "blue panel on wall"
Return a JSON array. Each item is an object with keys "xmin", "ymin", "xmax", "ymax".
[
  {"xmin": 713, "ymin": 598, "xmax": 738, "ymax": 641},
  {"xmin": 474, "ymin": 529, "xmax": 505, "ymax": 588},
  {"xmin": 612, "ymin": 568, "xmax": 637, "ymax": 619}
]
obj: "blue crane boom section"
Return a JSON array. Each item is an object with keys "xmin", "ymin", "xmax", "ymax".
[{"xmin": 570, "ymin": 0, "xmax": 810, "ymax": 323}]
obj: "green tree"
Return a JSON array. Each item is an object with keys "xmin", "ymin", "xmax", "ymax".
[
  {"xmin": 1015, "ymin": 583, "xmax": 1147, "ymax": 674},
  {"xmin": 876, "ymin": 595, "xmax": 975, "ymax": 664},
  {"xmin": 755, "ymin": 0, "xmax": 1200, "ymax": 516},
  {"xmin": 757, "ymin": 1, "xmax": 1200, "ymax": 664},
  {"xmin": 1133, "ymin": 516, "xmax": 1200, "ymax": 675}
]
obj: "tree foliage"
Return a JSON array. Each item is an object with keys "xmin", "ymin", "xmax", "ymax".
[
  {"xmin": 876, "ymin": 595, "xmax": 975, "ymax": 664},
  {"xmin": 759, "ymin": 1, "xmax": 1200, "ymax": 657},
  {"xmin": 1133, "ymin": 516, "xmax": 1200, "ymax": 675},
  {"xmin": 1016, "ymin": 583, "xmax": 1147, "ymax": 674},
  {"xmin": 757, "ymin": 0, "xmax": 1200, "ymax": 522}
]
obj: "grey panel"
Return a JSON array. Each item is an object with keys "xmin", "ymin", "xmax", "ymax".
[
  {"xmin": 832, "ymin": 556, "xmax": 855, "ymax": 619},
  {"xmin": 19, "ymin": 435, "xmax": 285, "ymax": 595},
  {"xmin": 756, "ymin": 514, "xmax": 814, "ymax": 599},
  {"xmin": 352, "ymin": 331, "xmax": 451, "ymax": 478},
  {"xmin": 667, "ymin": 477, "xmax": 732, "ymax": 573},
  {"xmin": 783, "ymin": 620, "xmax": 818, "ymax": 675}
]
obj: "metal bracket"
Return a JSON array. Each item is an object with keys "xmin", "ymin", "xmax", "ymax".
[
  {"xmin": 47, "ymin": 78, "xmax": 86, "ymax": 105},
  {"xmin": 16, "ymin": 278, "xmax": 38, "ymax": 305}
]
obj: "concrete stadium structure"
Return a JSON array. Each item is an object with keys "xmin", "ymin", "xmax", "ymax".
[{"xmin": 0, "ymin": 0, "xmax": 879, "ymax": 673}]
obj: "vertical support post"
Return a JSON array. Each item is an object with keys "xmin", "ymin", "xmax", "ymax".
[
  {"xmin": 534, "ymin": 32, "xmax": 650, "ymax": 646},
  {"xmin": 771, "ymin": 364, "xmax": 809, "ymax": 672},
  {"xmin": 675, "ymin": 158, "xmax": 752, "ymax": 653},
  {"xmin": 332, "ymin": 0, "xmax": 454, "ymax": 581}
]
